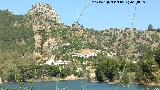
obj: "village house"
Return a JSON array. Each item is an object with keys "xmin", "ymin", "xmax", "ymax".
[{"xmin": 45, "ymin": 59, "xmax": 71, "ymax": 66}]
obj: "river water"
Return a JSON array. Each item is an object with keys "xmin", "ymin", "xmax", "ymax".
[{"xmin": 0, "ymin": 80, "xmax": 160, "ymax": 90}]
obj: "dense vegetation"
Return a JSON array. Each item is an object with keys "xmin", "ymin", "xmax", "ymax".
[
  {"xmin": 1, "ymin": 64, "xmax": 74, "ymax": 82},
  {"xmin": 95, "ymin": 49, "xmax": 160, "ymax": 85},
  {"xmin": 0, "ymin": 10, "xmax": 34, "ymax": 83}
]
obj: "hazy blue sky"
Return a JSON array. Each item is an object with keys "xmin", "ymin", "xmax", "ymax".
[{"xmin": 0, "ymin": 0, "xmax": 159, "ymax": 30}]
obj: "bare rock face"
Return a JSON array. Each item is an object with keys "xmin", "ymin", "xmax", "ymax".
[
  {"xmin": 34, "ymin": 33, "xmax": 42, "ymax": 48},
  {"xmin": 27, "ymin": 3, "xmax": 61, "ymax": 29},
  {"xmin": 26, "ymin": 3, "xmax": 62, "ymax": 62},
  {"xmin": 43, "ymin": 37, "xmax": 58, "ymax": 56}
]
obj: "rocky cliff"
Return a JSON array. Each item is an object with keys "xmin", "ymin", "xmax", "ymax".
[{"xmin": 26, "ymin": 3, "xmax": 62, "ymax": 62}]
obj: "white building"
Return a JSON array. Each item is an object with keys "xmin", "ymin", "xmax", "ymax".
[{"xmin": 45, "ymin": 59, "xmax": 71, "ymax": 65}]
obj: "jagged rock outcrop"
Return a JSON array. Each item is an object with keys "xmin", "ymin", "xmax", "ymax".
[
  {"xmin": 26, "ymin": 3, "xmax": 62, "ymax": 62},
  {"xmin": 27, "ymin": 3, "xmax": 61, "ymax": 27}
]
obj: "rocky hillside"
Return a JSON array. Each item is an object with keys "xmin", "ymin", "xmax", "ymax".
[
  {"xmin": 0, "ymin": 3, "xmax": 159, "ymax": 64},
  {"xmin": 25, "ymin": 3, "xmax": 160, "ymax": 63},
  {"xmin": 98, "ymin": 29, "xmax": 160, "ymax": 59}
]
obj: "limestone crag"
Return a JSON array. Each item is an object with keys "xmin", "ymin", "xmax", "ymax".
[
  {"xmin": 26, "ymin": 3, "xmax": 62, "ymax": 62},
  {"xmin": 27, "ymin": 3, "xmax": 61, "ymax": 27}
]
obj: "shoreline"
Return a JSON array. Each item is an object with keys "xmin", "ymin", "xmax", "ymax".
[
  {"xmin": 0, "ymin": 77, "xmax": 87, "ymax": 84},
  {"xmin": 1, "ymin": 78, "xmax": 160, "ymax": 88}
]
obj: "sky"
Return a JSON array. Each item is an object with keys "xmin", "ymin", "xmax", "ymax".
[{"xmin": 0, "ymin": 0, "xmax": 159, "ymax": 30}]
